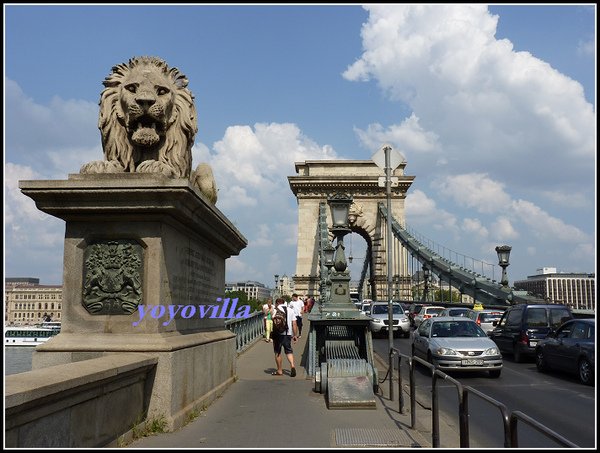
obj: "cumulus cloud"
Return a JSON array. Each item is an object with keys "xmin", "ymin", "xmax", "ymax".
[
  {"xmin": 344, "ymin": 5, "xmax": 595, "ymax": 188},
  {"xmin": 433, "ymin": 173, "xmax": 512, "ymax": 214}
]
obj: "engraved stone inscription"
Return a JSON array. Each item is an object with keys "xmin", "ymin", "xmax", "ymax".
[
  {"xmin": 82, "ymin": 240, "xmax": 143, "ymax": 315},
  {"xmin": 171, "ymin": 246, "xmax": 219, "ymax": 304}
]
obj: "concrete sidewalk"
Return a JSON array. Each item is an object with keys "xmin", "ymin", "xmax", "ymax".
[{"xmin": 126, "ymin": 322, "xmax": 456, "ymax": 449}]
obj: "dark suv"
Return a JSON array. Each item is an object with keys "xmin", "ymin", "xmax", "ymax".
[{"xmin": 488, "ymin": 304, "xmax": 573, "ymax": 362}]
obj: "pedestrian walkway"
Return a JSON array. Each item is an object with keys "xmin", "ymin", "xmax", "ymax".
[{"xmin": 126, "ymin": 319, "xmax": 454, "ymax": 449}]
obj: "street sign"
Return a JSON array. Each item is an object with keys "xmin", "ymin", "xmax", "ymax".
[{"xmin": 372, "ymin": 145, "xmax": 404, "ymax": 171}]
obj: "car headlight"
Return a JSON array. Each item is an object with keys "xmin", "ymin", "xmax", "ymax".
[
  {"xmin": 373, "ymin": 319, "xmax": 383, "ymax": 324},
  {"xmin": 435, "ymin": 347, "xmax": 459, "ymax": 356},
  {"xmin": 484, "ymin": 347, "xmax": 500, "ymax": 356},
  {"xmin": 400, "ymin": 317, "xmax": 408, "ymax": 322}
]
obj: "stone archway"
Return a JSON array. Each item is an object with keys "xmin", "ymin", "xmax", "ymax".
[{"xmin": 288, "ymin": 160, "xmax": 415, "ymax": 300}]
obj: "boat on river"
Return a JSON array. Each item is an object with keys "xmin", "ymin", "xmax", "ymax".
[{"xmin": 5, "ymin": 323, "xmax": 61, "ymax": 347}]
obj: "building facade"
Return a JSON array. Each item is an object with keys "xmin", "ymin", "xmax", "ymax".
[
  {"xmin": 5, "ymin": 278, "xmax": 63, "ymax": 325},
  {"xmin": 514, "ymin": 270, "xmax": 595, "ymax": 311},
  {"xmin": 225, "ymin": 281, "xmax": 271, "ymax": 301}
]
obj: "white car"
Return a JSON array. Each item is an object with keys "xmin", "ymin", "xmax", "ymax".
[
  {"xmin": 413, "ymin": 306, "xmax": 445, "ymax": 327},
  {"xmin": 368, "ymin": 302, "xmax": 411, "ymax": 338}
]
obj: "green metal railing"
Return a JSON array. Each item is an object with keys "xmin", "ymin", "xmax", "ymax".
[{"xmin": 224, "ymin": 311, "xmax": 264, "ymax": 353}]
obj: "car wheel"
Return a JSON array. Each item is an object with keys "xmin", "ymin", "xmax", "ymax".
[
  {"xmin": 578, "ymin": 358, "xmax": 593, "ymax": 386},
  {"xmin": 513, "ymin": 344, "xmax": 523, "ymax": 363},
  {"xmin": 403, "ymin": 331, "xmax": 410, "ymax": 339},
  {"xmin": 535, "ymin": 349, "xmax": 547, "ymax": 372},
  {"xmin": 489, "ymin": 369, "xmax": 501, "ymax": 378}
]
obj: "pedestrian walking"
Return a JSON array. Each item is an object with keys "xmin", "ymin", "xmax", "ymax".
[
  {"xmin": 289, "ymin": 293, "xmax": 305, "ymax": 338},
  {"xmin": 262, "ymin": 298, "xmax": 275, "ymax": 342},
  {"xmin": 272, "ymin": 297, "xmax": 298, "ymax": 377}
]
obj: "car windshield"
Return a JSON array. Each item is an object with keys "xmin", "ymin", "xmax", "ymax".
[
  {"xmin": 371, "ymin": 304, "xmax": 403, "ymax": 315},
  {"xmin": 448, "ymin": 309, "xmax": 468, "ymax": 316},
  {"xmin": 431, "ymin": 321, "xmax": 486, "ymax": 338}
]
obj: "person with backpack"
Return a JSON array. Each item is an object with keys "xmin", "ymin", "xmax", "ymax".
[{"xmin": 271, "ymin": 297, "xmax": 298, "ymax": 377}]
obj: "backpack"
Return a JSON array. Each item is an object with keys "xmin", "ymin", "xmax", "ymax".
[{"xmin": 272, "ymin": 306, "xmax": 288, "ymax": 335}]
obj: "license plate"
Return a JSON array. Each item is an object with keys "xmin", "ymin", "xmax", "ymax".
[
  {"xmin": 529, "ymin": 341, "xmax": 537, "ymax": 347},
  {"xmin": 461, "ymin": 359, "xmax": 484, "ymax": 366}
]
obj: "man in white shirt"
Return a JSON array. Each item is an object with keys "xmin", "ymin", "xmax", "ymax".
[
  {"xmin": 289, "ymin": 293, "xmax": 305, "ymax": 338},
  {"xmin": 272, "ymin": 298, "xmax": 298, "ymax": 377}
]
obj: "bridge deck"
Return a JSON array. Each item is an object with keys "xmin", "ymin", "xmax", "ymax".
[{"xmin": 126, "ymin": 317, "xmax": 454, "ymax": 448}]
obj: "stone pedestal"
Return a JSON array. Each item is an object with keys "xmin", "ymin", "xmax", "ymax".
[{"xmin": 19, "ymin": 173, "xmax": 247, "ymax": 429}]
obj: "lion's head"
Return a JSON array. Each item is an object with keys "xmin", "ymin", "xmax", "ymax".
[
  {"xmin": 84, "ymin": 56, "xmax": 197, "ymax": 178},
  {"xmin": 80, "ymin": 57, "xmax": 217, "ymax": 204}
]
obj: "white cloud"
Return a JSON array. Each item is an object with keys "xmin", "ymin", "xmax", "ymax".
[
  {"xmin": 490, "ymin": 216, "xmax": 519, "ymax": 241},
  {"xmin": 252, "ymin": 224, "xmax": 274, "ymax": 247},
  {"xmin": 461, "ymin": 217, "xmax": 488, "ymax": 239},
  {"xmin": 344, "ymin": 5, "xmax": 594, "ymax": 188},
  {"xmin": 354, "ymin": 114, "xmax": 440, "ymax": 157},
  {"xmin": 405, "ymin": 189, "xmax": 458, "ymax": 234},
  {"xmin": 510, "ymin": 199, "xmax": 590, "ymax": 243},
  {"xmin": 539, "ymin": 190, "xmax": 590, "ymax": 209},
  {"xmin": 577, "ymin": 38, "xmax": 595, "ymax": 57},
  {"xmin": 433, "ymin": 173, "xmax": 511, "ymax": 214}
]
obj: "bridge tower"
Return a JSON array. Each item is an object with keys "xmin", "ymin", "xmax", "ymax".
[{"xmin": 288, "ymin": 160, "xmax": 415, "ymax": 301}]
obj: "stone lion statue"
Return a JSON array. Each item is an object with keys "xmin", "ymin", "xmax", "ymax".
[{"xmin": 80, "ymin": 56, "xmax": 217, "ymax": 204}]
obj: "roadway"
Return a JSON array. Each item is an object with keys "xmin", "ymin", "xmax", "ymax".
[{"xmin": 372, "ymin": 335, "xmax": 596, "ymax": 448}]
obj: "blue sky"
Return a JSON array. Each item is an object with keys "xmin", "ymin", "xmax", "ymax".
[{"xmin": 4, "ymin": 4, "xmax": 596, "ymax": 290}]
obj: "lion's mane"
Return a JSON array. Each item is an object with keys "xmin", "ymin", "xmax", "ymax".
[{"xmin": 80, "ymin": 57, "xmax": 217, "ymax": 203}]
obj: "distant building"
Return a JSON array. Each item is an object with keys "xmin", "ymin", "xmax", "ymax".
[
  {"xmin": 5, "ymin": 278, "xmax": 63, "ymax": 325},
  {"xmin": 279, "ymin": 274, "xmax": 295, "ymax": 297},
  {"xmin": 225, "ymin": 281, "xmax": 271, "ymax": 301},
  {"xmin": 514, "ymin": 271, "xmax": 595, "ymax": 311}
]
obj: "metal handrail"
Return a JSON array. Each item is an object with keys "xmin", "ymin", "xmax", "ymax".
[
  {"xmin": 224, "ymin": 310, "xmax": 264, "ymax": 353},
  {"xmin": 388, "ymin": 347, "xmax": 579, "ymax": 448},
  {"xmin": 510, "ymin": 410, "xmax": 579, "ymax": 448}
]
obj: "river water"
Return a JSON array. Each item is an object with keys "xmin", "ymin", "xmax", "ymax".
[{"xmin": 5, "ymin": 347, "xmax": 34, "ymax": 375}]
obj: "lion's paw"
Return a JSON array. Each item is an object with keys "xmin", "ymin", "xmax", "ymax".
[
  {"xmin": 136, "ymin": 160, "xmax": 177, "ymax": 177},
  {"xmin": 80, "ymin": 160, "xmax": 125, "ymax": 174}
]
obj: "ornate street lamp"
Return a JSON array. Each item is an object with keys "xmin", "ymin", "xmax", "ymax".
[
  {"xmin": 274, "ymin": 274, "xmax": 279, "ymax": 298},
  {"xmin": 326, "ymin": 193, "xmax": 353, "ymax": 305},
  {"xmin": 329, "ymin": 193, "xmax": 352, "ymax": 230},
  {"xmin": 495, "ymin": 245, "xmax": 512, "ymax": 287}
]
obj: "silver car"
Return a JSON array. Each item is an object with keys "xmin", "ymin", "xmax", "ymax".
[
  {"xmin": 411, "ymin": 316, "xmax": 503, "ymax": 378},
  {"xmin": 368, "ymin": 302, "xmax": 411, "ymax": 338},
  {"xmin": 467, "ymin": 309, "xmax": 505, "ymax": 334}
]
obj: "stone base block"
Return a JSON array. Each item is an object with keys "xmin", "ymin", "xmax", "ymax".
[{"xmin": 32, "ymin": 330, "xmax": 237, "ymax": 431}]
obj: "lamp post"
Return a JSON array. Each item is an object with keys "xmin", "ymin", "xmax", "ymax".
[
  {"xmin": 393, "ymin": 274, "xmax": 400, "ymax": 300},
  {"xmin": 423, "ymin": 266, "xmax": 430, "ymax": 302},
  {"xmin": 323, "ymin": 241, "xmax": 335, "ymax": 305},
  {"xmin": 274, "ymin": 274, "xmax": 279, "ymax": 298},
  {"xmin": 495, "ymin": 245, "xmax": 512, "ymax": 288},
  {"xmin": 326, "ymin": 193, "xmax": 353, "ymax": 306}
]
